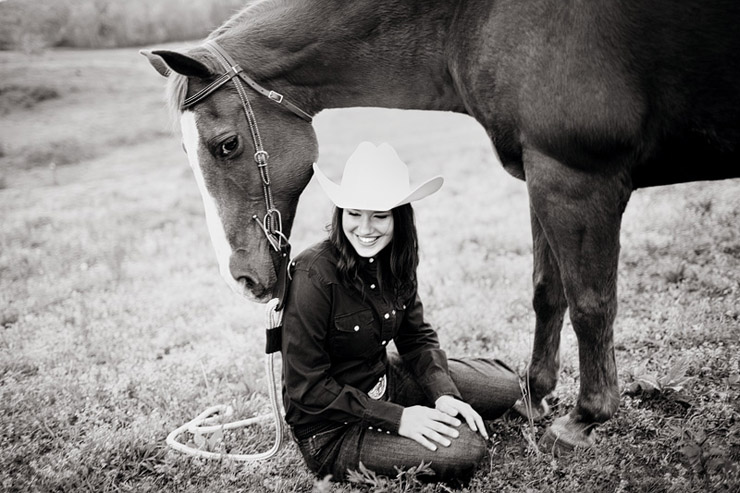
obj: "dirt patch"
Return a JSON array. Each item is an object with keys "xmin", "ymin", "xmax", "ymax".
[
  {"xmin": 2, "ymin": 139, "xmax": 98, "ymax": 170},
  {"xmin": 634, "ymin": 392, "xmax": 693, "ymax": 418},
  {"xmin": 0, "ymin": 84, "xmax": 60, "ymax": 114}
]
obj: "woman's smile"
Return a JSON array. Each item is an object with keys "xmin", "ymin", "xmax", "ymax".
[{"xmin": 357, "ymin": 235, "xmax": 379, "ymax": 245}]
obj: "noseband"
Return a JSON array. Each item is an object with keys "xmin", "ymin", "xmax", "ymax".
[{"xmin": 181, "ymin": 40, "xmax": 312, "ymax": 255}]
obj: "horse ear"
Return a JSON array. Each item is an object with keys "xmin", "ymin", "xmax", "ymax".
[
  {"xmin": 139, "ymin": 49, "xmax": 213, "ymax": 79},
  {"xmin": 139, "ymin": 50, "xmax": 172, "ymax": 77}
]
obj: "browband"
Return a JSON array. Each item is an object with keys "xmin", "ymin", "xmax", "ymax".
[{"xmin": 181, "ymin": 40, "xmax": 312, "ymax": 123}]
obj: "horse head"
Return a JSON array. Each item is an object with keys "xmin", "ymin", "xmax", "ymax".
[{"xmin": 141, "ymin": 43, "xmax": 317, "ymax": 303}]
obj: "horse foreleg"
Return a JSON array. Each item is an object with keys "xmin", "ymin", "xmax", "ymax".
[
  {"xmin": 523, "ymin": 149, "xmax": 631, "ymax": 453},
  {"xmin": 514, "ymin": 207, "xmax": 567, "ymax": 420}
]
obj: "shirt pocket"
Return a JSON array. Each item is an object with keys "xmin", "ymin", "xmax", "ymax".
[
  {"xmin": 330, "ymin": 309, "xmax": 378, "ymax": 359},
  {"xmin": 390, "ymin": 303, "xmax": 407, "ymax": 339}
]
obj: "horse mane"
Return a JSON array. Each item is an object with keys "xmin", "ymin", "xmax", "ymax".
[
  {"xmin": 162, "ymin": 0, "xmax": 452, "ymax": 123},
  {"xmin": 207, "ymin": 0, "xmax": 287, "ymax": 39}
]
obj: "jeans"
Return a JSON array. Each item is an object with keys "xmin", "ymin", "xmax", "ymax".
[{"xmin": 292, "ymin": 353, "xmax": 522, "ymax": 483}]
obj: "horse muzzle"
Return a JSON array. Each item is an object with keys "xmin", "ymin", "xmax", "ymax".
[{"xmin": 224, "ymin": 249, "xmax": 277, "ymax": 302}]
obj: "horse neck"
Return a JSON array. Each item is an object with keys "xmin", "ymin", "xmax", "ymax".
[{"xmin": 217, "ymin": 0, "xmax": 467, "ymax": 114}]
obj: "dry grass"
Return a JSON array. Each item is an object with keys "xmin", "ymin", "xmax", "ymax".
[{"xmin": 1, "ymin": 47, "xmax": 739, "ymax": 492}]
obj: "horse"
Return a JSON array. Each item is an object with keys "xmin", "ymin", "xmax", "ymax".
[{"xmin": 141, "ymin": 0, "xmax": 740, "ymax": 453}]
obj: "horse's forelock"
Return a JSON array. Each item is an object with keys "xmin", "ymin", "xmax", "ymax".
[
  {"xmin": 163, "ymin": 50, "xmax": 223, "ymax": 129},
  {"xmin": 165, "ymin": 73, "xmax": 188, "ymax": 129}
]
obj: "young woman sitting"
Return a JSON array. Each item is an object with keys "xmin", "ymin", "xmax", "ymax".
[{"xmin": 282, "ymin": 142, "xmax": 521, "ymax": 483}]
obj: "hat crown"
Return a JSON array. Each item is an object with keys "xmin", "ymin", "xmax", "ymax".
[{"xmin": 340, "ymin": 142, "xmax": 410, "ymax": 205}]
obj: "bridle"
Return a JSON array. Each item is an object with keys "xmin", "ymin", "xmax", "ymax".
[{"xmin": 180, "ymin": 40, "xmax": 312, "ymax": 258}]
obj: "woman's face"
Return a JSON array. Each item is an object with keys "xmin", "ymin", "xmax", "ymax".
[{"xmin": 342, "ymin": 209, "xmax": 394, "ymax": 258}]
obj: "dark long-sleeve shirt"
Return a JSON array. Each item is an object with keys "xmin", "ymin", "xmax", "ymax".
[{"xmin": 282, "ymin": 240, "xmax": 461, "ymax": 434}]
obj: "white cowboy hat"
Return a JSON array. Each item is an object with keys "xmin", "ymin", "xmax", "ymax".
[{"xmin": 313, "ymin": 142, "xmax": 443, "ymax": 211}]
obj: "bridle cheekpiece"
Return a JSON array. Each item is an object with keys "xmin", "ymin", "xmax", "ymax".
[{"xmin": 180, "ymin": 40, "xmax": 312, "ymax": 256}]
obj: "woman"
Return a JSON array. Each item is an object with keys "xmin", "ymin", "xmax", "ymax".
[{"xmin": 282, "ymin": 142, "xmax": 521, "ymax": 483}]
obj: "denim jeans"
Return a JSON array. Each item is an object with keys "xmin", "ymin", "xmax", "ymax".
[{"xmin": 292, "ymin": 353, "xmax": 521, "ymax": 483}]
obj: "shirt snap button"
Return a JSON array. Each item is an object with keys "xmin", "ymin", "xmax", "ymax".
[
  {"xmin": 370, "ymin": 284, "xmax": 376, "ymax": 289},
  {"xmin": 368, "ymin": 258, "xmax": 374, "ymax": 263},
  {"xmin": 392, "ymin": 310, "xmax": 396, "ymax": 315},
  {"xmin": 384, "ymin": 313, "xmax": 390, "ymax": 319},
  {"xmin": 381, "ymin": 340, "xmax": 387, "ymax": 346},
  {"xmin": 353, "ymin": 325, "xmax": 360, "ymax": 331}
]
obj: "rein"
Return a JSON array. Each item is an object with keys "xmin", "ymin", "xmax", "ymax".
[{"xmin": 182, "ymin": 40, "xmax": 312, "ymax": 255}]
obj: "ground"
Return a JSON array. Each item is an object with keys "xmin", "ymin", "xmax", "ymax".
[{"xmin": 1, "ymin": 47, "xmax": 739, "ymax": 492}]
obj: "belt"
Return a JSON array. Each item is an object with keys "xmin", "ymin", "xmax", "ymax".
[
  {"xmin": 292, "ymin": 374, "xmax": 387, "ymax": 440},
  {"xmin": 367, "ymin": 374, "xmax": 387, "ymax": 400}
]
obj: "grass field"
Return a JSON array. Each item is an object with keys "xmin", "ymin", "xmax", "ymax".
[{"xmin": 1, "ymin": 46, "xmax": 739, "ymax": 492}]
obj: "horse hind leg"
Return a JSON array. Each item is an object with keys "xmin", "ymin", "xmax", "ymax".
[
  {"xmin": 514, "ymin": 207, "xmax": 567, "ymax": 420},
  {"xmin": 523, "ymin": 148, "xmax": 630, "ymax": 454}
]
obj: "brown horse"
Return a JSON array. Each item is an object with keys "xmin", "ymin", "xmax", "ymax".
[{"xmin": 141, "ymin": 0, "xmax": 740, "ymax": 452}]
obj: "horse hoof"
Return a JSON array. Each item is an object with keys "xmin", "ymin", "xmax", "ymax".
[
  {"xmin": 513, "ymin": 397, "xmax": 551, "ymax": 420},
  {"xmin": 538, "ymin": 415, "xmax": 594, "ymax": 455}
]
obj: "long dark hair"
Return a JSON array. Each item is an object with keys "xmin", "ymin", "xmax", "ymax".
[{"xmin": 329, "ymin": 204, "xmax": 418, "ymax": 302}]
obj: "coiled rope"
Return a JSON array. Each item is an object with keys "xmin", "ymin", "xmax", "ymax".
[{"xmin": 165, "ymin": 298, "xmax": 284, "ymax": 461}]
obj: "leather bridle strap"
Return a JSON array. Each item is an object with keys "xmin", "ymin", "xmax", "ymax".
[
  {"xmin": 182, "ymin": 39, "xmax": 304, "ymax": 254},
  {"xmin": 181, "ymin": 41, "xmax": 313, "ymax": 123}
]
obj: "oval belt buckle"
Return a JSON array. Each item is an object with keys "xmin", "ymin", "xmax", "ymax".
[{"xmin": 367, "ymin": 374, "xmax": 387, "ymax": 400}]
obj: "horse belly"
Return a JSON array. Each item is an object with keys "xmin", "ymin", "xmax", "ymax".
[
  {"xmin": 455, "ymin": 0, "xmax": 740, "ymax": 184},
  {"xmin": 632, "ymin": 131, "xmax": 740, "ymax": 188}
]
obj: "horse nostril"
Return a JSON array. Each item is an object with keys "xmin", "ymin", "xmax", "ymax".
[
  {"xmin": 229, "ymin": 253, "xmax": 266, "ymax": 296},
  {"xmin": 238, "ymin": 275, "xmax": 257, "ymax": 290},
  {"xmin": 237, "ymin": 274, "xmax": 268, "ymax": 299}
]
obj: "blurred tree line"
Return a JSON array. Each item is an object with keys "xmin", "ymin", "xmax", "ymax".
[{"xmin": 0, "ymin": 0, "xmax": 247, "ymax": 52}]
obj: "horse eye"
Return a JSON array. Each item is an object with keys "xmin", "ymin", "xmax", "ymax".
[{"xmin": 216, "ymin": 136, "xmax": 240, "ymax": 158}]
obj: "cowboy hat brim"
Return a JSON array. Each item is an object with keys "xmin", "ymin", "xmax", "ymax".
[{"xmin": 313, "ymin": 162, "xmax": 443, "ymax": 211}]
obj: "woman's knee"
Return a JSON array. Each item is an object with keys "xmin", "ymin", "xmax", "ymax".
[
  {"xmin": 430, "ymin": 426, "xmax": 487, "ymax": 480},
  {"xmin": 452, "ymin": 425, "xmax": 487, "ymax": 463},
  {"xmin": 449, "ymin": 358, "xmax": 522, "ymax": 417}
]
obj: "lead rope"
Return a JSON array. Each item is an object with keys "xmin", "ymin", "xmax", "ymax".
[{"xmin": 165, "ymin": 299, "xmax": 285, "ymax": 461}]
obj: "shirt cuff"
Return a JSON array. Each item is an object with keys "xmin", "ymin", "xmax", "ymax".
[
  {"xmin": 363, "ymin": 399, "xmax": 405, "ymax": 434},
  {"xmin": 420, "ymin": 372, "xmax": 462, "ymax": 403}
]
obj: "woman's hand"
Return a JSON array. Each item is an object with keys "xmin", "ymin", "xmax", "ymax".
[
  {"xmin": 434, "ymin": 395, "xmax": 489, "ymax": 440},
  {"xmin": 398, "ymin": 405, "xmax": 462, "ymax": 451}
]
